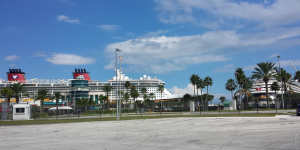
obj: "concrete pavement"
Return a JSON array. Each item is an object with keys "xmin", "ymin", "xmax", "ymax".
[{"xmin": 1, "ymin": 116, "xmax": 300, "ymax": 150}]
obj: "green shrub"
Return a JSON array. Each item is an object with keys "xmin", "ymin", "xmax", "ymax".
[{"xmin": 244, "ymin": 106, "xmax": 252, "ymax": 110}]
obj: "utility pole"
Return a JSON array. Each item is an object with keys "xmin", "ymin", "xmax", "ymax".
[
  {"xmin": 119, "ymin": 56, "xmax": 122, "ymax": 116},
  {"xmin": 278, "ymin": 56, "xmax": 284, "ymax": 109}
]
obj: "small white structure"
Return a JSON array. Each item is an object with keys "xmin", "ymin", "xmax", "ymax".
[
  {"xmin": 223, "ymin": 100, "xmax": 236, "ymax": 110},
  {"xmin": 13, "ymin": 104, "xmax": 31, "ymax": 120},
  {"xmin": 190, "ymin": 101, "xmax": 195, "ymax": 111}
]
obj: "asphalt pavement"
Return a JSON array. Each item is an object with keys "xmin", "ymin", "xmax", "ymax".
[{"xmin": 1, "ymin": 116, "xmax": 300, "ymax": 150}]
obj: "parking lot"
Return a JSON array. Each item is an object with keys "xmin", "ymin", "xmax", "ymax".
[{"xmin": 1, "ymin": 116, "xmax": 300, "ymax": 150}]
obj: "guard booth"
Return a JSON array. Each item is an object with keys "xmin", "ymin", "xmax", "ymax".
[
  {"xmin": 13, "ymin": 104, "xmax": 31, "ymax": 120},
  {"xmin": 223, "ymin": 100, "xmax": 236, "ymax": 110}
]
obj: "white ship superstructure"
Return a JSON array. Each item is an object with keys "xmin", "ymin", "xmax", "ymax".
[
  {"xmin": 250, "ymin": 70, "xmax": 300, "ymax": 105},
  {"xmin": 0, "ymin": 69, "xmax": 176, "ymax": 105}
]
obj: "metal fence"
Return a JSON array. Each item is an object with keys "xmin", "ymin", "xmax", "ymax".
[{"xmin": 0, "ymin": 103, "xmax": 12, "ymax": 121}]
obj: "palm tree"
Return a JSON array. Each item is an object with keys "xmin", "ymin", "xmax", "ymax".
[
  {"xmin": 251, "ymin": 62, "xmax": 276, "ymax": 108},
  {"xmin": 124, "ymin": 92, "xmax": 130, "ymax": 108},
  {"xmin": 99, "ymin": 95, "xmax": 108, "ymax": 110},
  {"xmin": 219, "ymin": 96, "xmax": 226, "ymax": 105},
  {"xmin": 209, "ymin": 78, "xmax": 213, "ymax": 105},
  {"xmin": 124, "ymin": 81, "xmax": 131, "ymax": 93},
  {"xmin": 242, "ymin": 77, "xmax": 253, "ymax": 105},
  {"xmin": 141, "ymin": 87, "xmax": 147, "ymax": 100},
  {"xmin": 37, "ymin": 89, "xmax": 49, "ymax": 113},
  {"xmin": 143, "ymin": 94, "xmax": 148, "ymax": 101},
  {"xmin": 10, "ymin": 83, "xmax": 26, "ymax": 104},
  {"xmin": 54, "ymin": 92, "xmax": 62, "ymax": 117},
  {"xmin": 189, "ymin": 74, "xmax": 198, "ymax": 98},
  {"xmin": 182, "ymin": 93, "xmax": 192, "ymax": 108},
  {"xmin": 130, "ymin": 90, "xmax": 139, "ymax": 109},
  {"xmin": 196, "ymin": 78, "xmax": 205, "ymax": 106},
  {"xmin": 204, "ymin": 76, "xmax": 212, "ymax": 110},
  {"xmin": 294, "ymin": 71, "xmax": 300, "ymax": 81},
  {"xmin": 102, "ymin": 84, "xmax": 113, "ymax": 111},
  {"xmin": 277, "ymin": 70, "xmax": 291, "ymax": 93},
  {"xmin": 130, "ymin": 84, "xmax": 136, "ymax": 92},
  {"xmin": 225, "ymin": 79, "xmax": 236, "ymax": 100},
  {"xmin": 88, "ymin": 97, "xmax": 96, "ymax": 108},
  {"xmin": 235, "ymin": 68, "xmax": 246, "ymax": 109},
  {"xmin": 271, "ymin": 82, "xmax": 280, "ymax": 97},
  {"xmin": 149, "ymin": 92, "xmax": 155, "ymax": 101},
  {"xmin": 0, "ymin": 87, "xmax": 13, "ymax": 106},
  {"xmin": 158, "ymin": 85, "xmax": 164, "ymax": 111},
  {"xmin": 208, "ymin": 95, "xmax": 214, "ymax": 105}
]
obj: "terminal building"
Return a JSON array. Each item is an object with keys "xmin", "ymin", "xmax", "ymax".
[{"xmin": 0, "ymin": 69, "xmax": 176, "ymax": 106}]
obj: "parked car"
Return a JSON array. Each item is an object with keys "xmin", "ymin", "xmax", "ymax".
[{"xmin": 297, "ymin": 104, "xmax": 300, "ymax": 116}]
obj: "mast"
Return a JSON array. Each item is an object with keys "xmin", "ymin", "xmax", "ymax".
[{"xmin": 289, "ymin": 62, "xmax": 298, "ymax": 71}]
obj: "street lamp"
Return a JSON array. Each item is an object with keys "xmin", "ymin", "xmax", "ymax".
[
  {"xmin": 116, "ymin": 48, "xmax": 121, "ymax": 119},
  {"xmin": 277, "ymin": 56, "xmax": 284, "ymax": 109},
  {"xmin": 119, "ymin": 56, "xmax": 122, "ymax": 116}
]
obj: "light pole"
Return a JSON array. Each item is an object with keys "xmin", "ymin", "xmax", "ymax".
[
  {"xmin": 119, "ymin": 57, "xmax": 122, "ymax": 116},
  {"xmin": 277, "ymin": 56, "xmax": 284, "ymax": 109},
  {"xmin": 116, "ymin": 48, "xmax": 121, "ymax": 119}
]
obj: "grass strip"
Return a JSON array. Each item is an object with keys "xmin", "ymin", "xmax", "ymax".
[{"xmin": 0, "ymin": 113, "xmax": 275, "ymax": 126}]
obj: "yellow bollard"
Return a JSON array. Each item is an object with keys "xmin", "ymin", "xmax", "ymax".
[{"xmin": 149, "ymin": 108, "xmax": 151, "ymax": 114}]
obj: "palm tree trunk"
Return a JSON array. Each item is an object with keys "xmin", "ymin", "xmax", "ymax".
[
  {"xmin": 161, "ymin": 92, "xmax": 162, "ymax": 111},
  {"xmin": 231, "ymin": 90, "xmax": 233, "ymax": 100},
  {"xmin": 134, "ymin": 98, "xmax": 136, "ymax": 109},
  {"xmin": 200, "ymin": 89, "xmax": 203, "ymax": 106},
  {"xmin": 265, "ymin": 82, "xmax": 269, "ymax": 108},
  {"xmin": 210, "ymin": 86, "xmax": 211, "ymax": 105},
  {"xmin": 194, "ymin": 85, "xmax": 195, "ymax": 99},
  {"xmin": 197, "ymin": 88, "xmax": 198, "ymax": 104},
  {"xmin": 56, "ymin": 101, "xmax": 58, "ymax": 117},
  {"xmin": 206, "ymin": 86, "xmax": 208, "ymax": 111}
]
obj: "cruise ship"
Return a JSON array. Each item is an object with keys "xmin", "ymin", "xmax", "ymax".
[
  {"xmin": 0, "ymin": 69, "xmax": 175, "ymax": 106},
  {"xmin": 250, "ymin": 69, "xmax": 300, "ymax": 106}
]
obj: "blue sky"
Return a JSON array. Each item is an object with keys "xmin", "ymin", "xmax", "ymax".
[{"xmin": 1, "ymin": 0, "xmax": 300, "ymax": 102}]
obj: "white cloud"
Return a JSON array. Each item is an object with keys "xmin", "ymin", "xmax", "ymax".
[
  {"xmin": 31, "ymin": 52, "xmax": 47, "ymax": 57},
  {"xmin": 215, "ymin": 60, "xmax": 300, "ymax": 73},
  {"xmin": 57, "ymin": 15, "xmax": 80, "ymax": 24},
  {"xmin": 155, "ymin": 0, "xmax": 300, "ymax": 28},
  {"xmin": 168, "ymin": 83, "xmax": 197, "ymax": 97},
  {"xmin": 98, "ymin": 25, "xmax": 119, "ymax": 31},
  {"xmin": 5, "ymin": 55, "xmax": 19, "ymax": 61},
  {"xmin": 9, "ymin": 64, "xmax": 16, "ymax": 67},
  {"xmin": 224, "ymin": 64, "xmax": 234, "ymax": 68},
  {"xmin": 105, "ymin": 27, "xmax": 300, "ymax": 74},
  {"xmin": 46, "ymin": 53, "xmax": 95, "ymax": 65},
  {"xmin": 168, "ymin": 83, "xmax": 231, "ymax": 103},
  {"xmin": 277, "ymin": 60, "xmax": 300, "ymax": 67},
  {"xmin": 269, "ymin": 54, "xmax": 278, "ymax": 58},
  {"xmin": 126, "ymin": 31, "xmax": 135, "ymax": 36},
  {"xmin": 138, "ymin": 30, "xmax": 169, "ymax": 38},
  {"xmin": 214, "ymin": 64, "xmax": 256, "ymax": 72}
]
